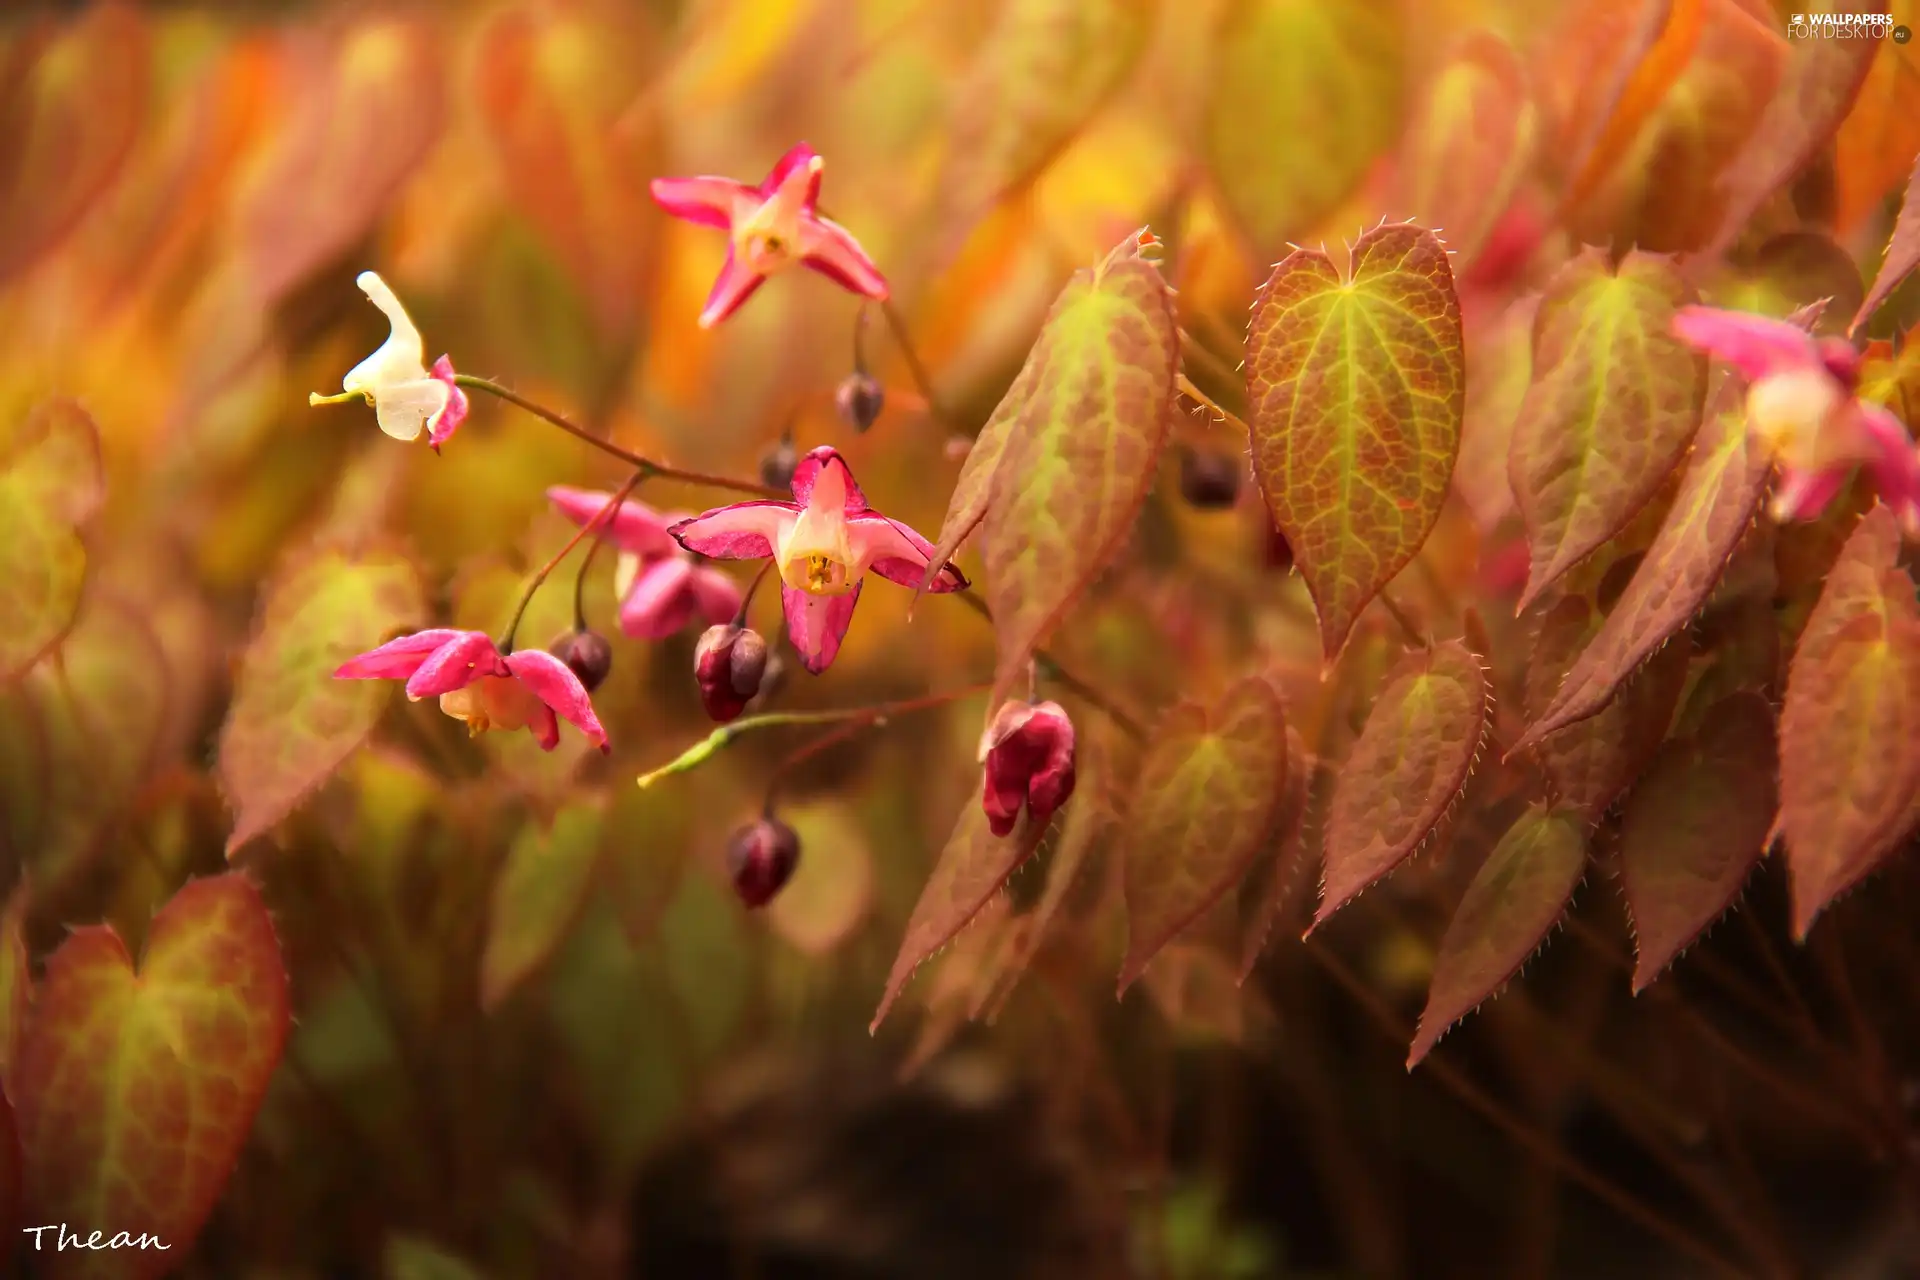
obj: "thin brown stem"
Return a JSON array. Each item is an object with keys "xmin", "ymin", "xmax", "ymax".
[
  {"xmin": 501, "ymin": 472, "xmax": 642, "ymax": 653},
  {"xmin": 1376, "ymin": 588, "xmax": 1429, "ymax": 648},
  {"xmin": 1176, "ymin": 372, "xmax": 1251, "ymax": 436},
  {"xmin": 879, "ymin": 298, "xmax": 952, "ymax": 428}
]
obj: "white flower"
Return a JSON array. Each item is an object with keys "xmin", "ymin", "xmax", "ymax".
[{"xmin": 310, "ymin": 271, "xmax": 469, "ymax": 449}]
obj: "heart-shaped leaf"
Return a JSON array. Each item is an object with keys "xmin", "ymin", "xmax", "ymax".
[
  {"xmin": 1854, "ymin": 154, "xmax": 1920, "ymax": 337},
  {"xmin": 1316, "ymin": 641, "xmax": 1490, "ymax": 928},
  {"xmin": 1779, "ymin": 505, "xmax": 1920, "ymax": 937},
  {"xmin": 1524, "ymin": 593, "xmax": 1691, "ymax": 820},
  {"xmin": 1620, "ymin": 692, "xmax": 1777, "ymax": 991},
  {"xmin": 1510, "ymin": 382, "xmax": 1770, "ymax": 753},
  {"xmin": 480, "ymin": 800, "xmax": 606, "ymax": 1012},
  {"xmin": 1408, "ymin": 804, "xmax": 1586, "ymax": 1068},
  {"xmin": 218, "ymin": 547, "xmax": 426, "ymax": 855},
  {"xmin": 0, "ymin": 399, "xmax": 105, "ymax": 682},
  {"xmin": 13, "ymin": 873, "xmax": 290, "ymax": 1278},
  {"xmin": 1247, "ymin": 222, "xmax": 1466, "ymax": 663},
  {"xmin": 1120, "ymin": 673, "xmax": 1288, "ymax": 992},
  {"xmin": 1509, "ymin": 249, "xmax": 1707, "ymax": 611},
  {"xmin": 1202, "ymin": 0, "xmax": 1402, "ymax": 258}
]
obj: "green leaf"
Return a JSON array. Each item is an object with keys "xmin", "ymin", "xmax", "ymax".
[
  {"xmin": 1509, "ymin": 248, "xmax": 1707, "ymax": 611},
  {"xmin": 0, "ymin": 398, "xmax": 104, "ymax": 681},
  {"xmin": 1620, "ymin": 691, "xmax": 1777, "ymax": 992},
  {"xmin": 1523, "ymin": 593, "xmax": 1690, "ymax": 821},
  {"xmin": 14, "ymin": 873, "xmax": 290, "ymax": 1279},
  {"xmin": 1408, "ymin": 804, "xmax": 1586, "ymax": 1068},
  {"xmin": 1316, "ymin": 641, "xmax": 1490, "ymax": 927},
  {"xmin": 1510, "ymin": 381, "xmax": 1770, "ymax": 754},
  {"xmin": 1854, "ymin": 153, "xmax": 1920, "ymax": 337},
  {"xmin": 1247, "ymin": 221, "xmax": 1465, "ymax": 662},
  {"xmin": 219, "ymin": 547, "xmax": 425, "ymax": 855},
  {"xmin": 1779, "ymin": 505, "xmax": 1920, "ymax": 938},
  {"xmin": 480, "ymin": 800, "xmax": 607, "ymax": 1012},
  {"xmin": 1395, "ymin": 29, "xmax": 1538, "ymax": 268},
  {"xmin": 1203, "ymin": 0, "xmax": 1403, "ymax": 257},
  {"xmin": 1120, "ymin": 672, "xmax": 1288, "ymax": 992}
]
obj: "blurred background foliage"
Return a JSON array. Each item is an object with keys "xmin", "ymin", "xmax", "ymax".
[{"xmin": 6, "ymin": 0, "xmax": 1920, "ymax": 1277}]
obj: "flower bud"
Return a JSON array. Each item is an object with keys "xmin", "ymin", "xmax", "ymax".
[
  {"xmin": 759, "ymin": 436, "xmax": 798, "ymax": 490},
  {"xmin": 547, "ymin": 629, "xmax": 614, "ymax": 693},
  {"xmin": 834, "ymin": 371, "xmax": 885, "ymax": 433},
  {"xmin": 1179, "ymin": 448, "xmax": 1242, "ymax": 509},
  {"xmin": 978, "ymin": 700, "xmax": 1077, "ymax": 838},
  {"xmin": 694, "ymin": 624, "xmax": 769, "ymax": 723},
  {"xmin": 727, "ymin": 816, "xmax": 800, "ymax": 907}
]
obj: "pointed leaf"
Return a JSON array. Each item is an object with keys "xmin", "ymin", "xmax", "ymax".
[
  {"xmin": 1620, "ymin": 692, "xmax": 1777, "ymax": 991},
  {"xmin": 14, "ymin": 873, "xmax": 290, "ymax": 1278},
  {"xmin": 1509, "ymin": 248, "xmax": 1707, "ymax": 611},
  {"xmin": 480, "ymin": 801, "xmax": 606, "ymax": 1012},
  {"xmin": 1510, "ymin": 384, "xmax": 1770, "ymax": 753},
  {"xmin": 1248, "ymin": 222, "xmax": 1466, "ymax": 662},
  {"xmin": 1853, "ymin": 155, "xmax": 1920, "ymax": 337},
  {"xmin": 0, "ymin": 399, "xmax": 104, "ymax": 682},
  {"xmin": 0, "ymin": 879, "xmax": 29, "ymax": 1081},
  {"xmin": 1316, "ymin": 641, "xmax": 1490, "ymax": 927},
  {"xmin": 1396, "ymin": 30, "xmax": 1538, "ymax": 268},
  {"xmin": 1524, "ymin": 594, "xmax": 1690, "ymax": 820},
  {"xmin": 1779, "ymin": 505, "xmax": 1920, "ymax": 937},
  {"xmin": 1834, "ymin": 34, "xmax": 1920, "ymax": 234},
  {"xmin": 1203, "ymin": 0, "xmax": 1402, "ymax": 257},
  {"xmin": 1408, "ymin": 805, "xmax": 1586, "ymax": 1068},
  {"xmin": 1238, "ymin": 727, "xmax": 1313, "ymax": 981},
  {"xmin": 1120, "ymin": 673, "xmax": 1288, "ymax": 992},
  {"xmin": 218, "ymin": 548, "xmax": 426, "ymax": 855}
]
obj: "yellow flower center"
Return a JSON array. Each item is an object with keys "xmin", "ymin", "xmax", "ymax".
[
  {"xmin": 784, "ymin": 551, "xmax": 851, "ymax": 596},
  {"xmin": 437, "ymin": 676, "xmax": 543, "ymax": 737}
]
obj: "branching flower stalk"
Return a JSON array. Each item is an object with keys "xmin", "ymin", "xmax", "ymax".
[{"xmin": 500, "ymin": 471, "xmax": 643, "ymax": 654}]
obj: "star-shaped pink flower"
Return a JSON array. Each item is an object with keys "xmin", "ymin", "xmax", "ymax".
[
  {"xmin": 667, "ymin": 446, "xmax": 966, "ymax": 674},
  {"xmin": 651, "ymin": 143, "xmax": 890, "ymax": 328},
  {"xmin": 1672, "ymin": 306, "xmax": 1920, "ymax": 532},
  {"xmin": 335, "ymin": 629, "xmax": 609, "ymax": 753},
  {"xmin": 546, "ymin": 487, "xmax": 744, "ymax": 641}
]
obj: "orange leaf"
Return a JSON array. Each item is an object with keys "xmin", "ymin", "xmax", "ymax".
[
  {"xmin": 1237, "ymin": 726, "xmax": 1313, "ymax": 981},
  {"xmin": 1559, "ymin": 0, "xmax": 1705, "ymax": 213},
  {"xmin": 1834, "ymin": 28, "xmax": 1920, "ymax": 234},
  {"xmin": 0, "ymin": 399, "xmax": 104, "ymax": 682}
]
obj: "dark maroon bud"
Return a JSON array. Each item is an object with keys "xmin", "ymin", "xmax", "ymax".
[
  {"xmin": 1179, "ymin": 448, "xmax": 1242, "ymax": 509},
  {"xmin": 694, "ymin": 624, "xmax": 769, "ymax": 723},
  {"xmin": 727, "ymin": 816, "xmax": 800, "ymax": 907},
  {"xmin": 1264, "ymin": 521, "xmax": 1293, "ymax": 574},
  {"xmin": 746, "ymin": 651, "xmax": 787, "ymax": 711},
  {"xmin": 979, "ymin": 700, "xmax": 1077, "ymax": 838},
  {"xmin": 548, "ymin": 629, "xmax": 614, "ymax": 693},
  {"xmin": 834, "ymin": 371, "xmax": 885, "ymax": 434},
  {"xmin": 759, "ymin": 436, "xmax": 798, "ymax": 490}
]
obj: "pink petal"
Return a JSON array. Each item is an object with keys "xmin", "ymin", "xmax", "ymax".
[
  {"xmin": 790, "ymin": 445, "xmax": 867, "ymax": 511},
  {"xmin": 527, "ymin": 702, "xmax": 560, "ymax": 752},
  {"xmin": 618, "ymin": 557, "xmax": 698, "ymax": 641},
  {"xmin": 799, "ymin": 213, "xmax": 890, "ymax": 302},
  {"xmin": 782, "ymin": 581, "xmax": 861, "ymax": 674},
  {"xmin": 504, "ymin": 649, "xmax": 610, "ymax": 753},
  {"xmin": 546, "ymin": 485, "xmax": 677, "ymax": 557},
  {"xmin": 847, "ymin": 513, "xmax": 969, "ymax": 591},
  {"xmin": 689, "ymin": 564, "xmax": 745, "ymax": 625},
  {"xmin": 650, "ymin": 175, "xmax": 756, "ymax": 230},
  {"xmin": 404, "ymin": 631, "xmax": 507, "ymax": 699},
  {"xmin": 698, "ymin": 249, "xmax": 767, "ymax": 328},
  {"xmin": 1858, "ymin": 401, "xmax": 1920, "ymax": 526},
  {"xmin": 1671, "ymin": 306, "xmax": 1822, "ymax": 382},
  {"xmin": 760, "ymin": 143, "xmax": 824, "ymax": 206},
  {"xmin": 334, "ymin": 629, "xmax": 473, "ymax": 680},
  {"xmin": 1771, "ymin": 464, "xmax": 1850, "ymax": 522},
  {"xmin": 669, "ymin": 500, "xmax": 796, "ymax": 559},
  {"xmin": 427, "ymin": 356, "xmax": 468, "ymax": 450}
]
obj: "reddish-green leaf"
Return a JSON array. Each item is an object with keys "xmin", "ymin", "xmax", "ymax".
[
  {"xmin": 1238, "ymin": 727, "xmax": 1313, "ymax": 981},
  {"xmin": 1853, "ymin": 154, "xmax": 1920, "ymax": 338},
  {"xmin": 1203, "ymin": 0, "xmax": 1402, "ymax": 257},
  {"xmin": 1120, "ymin": 673, "xmax": 1288, "ymax": 992},
  {"xmin": 1525, "ymin": 594, "xmax": 1690, "ymax": 820},
  {"xmin": 1408, "ymin": 804, "xmax": 1586, "ymax": 1068},
  {"xmin": 1779, "ymin": 505, "xmax": 1920, "ymax": 937},
  {"xmin": 1510, "ymin": 383, "xmax": 1770, "ymax": 753},
  {"xmin": 480, "ymin": 801, "xmax": 606, "ymax": 1012},
  {"xmin": 1316, "ymin": 642, "xmax": 1490, "ymax": 927},
  {"xmin": 1455, "ymin": 291, "xmax": 1539, "ymax": 534},
  {"xmin": 0, "ymin": 399, "xmax": 104, "ymax": 682},
  {"xmin": 1396, "ymin": 31, "xmax": 1538, "ymax": 268},
  {"xmin": 219, "ymin": 547, "xmax": 426, "ymax": 855},
  {"xmin": 1247, "ymin": 222, "xmax": 1466, "ymax": 663},
  {"xmin": 0, "ymin": 879, "xmax": 29, "ymax": 1081},
  {"xmin": 14, "ymin": 873, "xmax": 290, "ymax": 1278},
  {"xmin": 1509, "ymin": 249, "xmax": 1707, "ymax": 612},
  {"xmin": 872, "ymin": 800, "xmax": 1048, "ymax": 1033},
  {"xmin": 1620, "ymin": 692, "xmax": 1777, "ymax": 991}
]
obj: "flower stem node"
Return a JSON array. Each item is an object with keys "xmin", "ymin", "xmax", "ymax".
[
  {"xmin": 1179, "ymin": 446, "xmax": 1243, "ymax": 509},
  {"xmin": 309, "ymin": 271, "xmax": 468, "ymax": 449},
  {"xmin": 834, "ymin": 371, "xmax": 886, "ymax": 434},
  {"xmin": 727, "ymin": 815, "xmax": 801, "ymax": 908},
  {"xmin": 979, "ymin": 700, "xmax": 1078, "ymax": 838},
  {"xmin": 548, "ymin": 629, "xmax": 614, "ymax": 694},
  {"xmin": 694, "ymin": 624, "xmax": 770, "ymax": 724}
]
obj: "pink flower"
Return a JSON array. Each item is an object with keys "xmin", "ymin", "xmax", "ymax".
[
  {"xmin": 546, "ymin": 487, "xmax": 744, "ymax": 641},
  {"xmin": 651, "ymin": 143, "xmax": 889, "ymax": 328},
  {"xmin": 309, "ymin": 272, "xmax": 469, "ymax": 450},
  {"xmin": 334, "ymin": 629, "xmax": 609, "ymax": 753},
  {"xmin": 1671, "ymin": 306, "xmax": 1920, "ymax": 532},
  {"xmin": 979, "ymin": 700, "xmax": 1077, "ymax": 838},
  {"xmin": 667, "ymin": 446, "xmax": 967, "ymax": 674}
]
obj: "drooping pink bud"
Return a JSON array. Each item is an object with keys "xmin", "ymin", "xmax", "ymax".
[
  {"xmin": 694, "ymin": 625, "xmax": 769, "ymax": 723},
  {"xmin": 548, "ymin": 629, "xmax": 614, "ymax": 693},
  {"xmin": 979, "ymin": 700, "xmax": 1077, "ymax": 838},
  {"xmin": 727, "ymin": 815, "xmax": 800, "ymax": 907}
]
